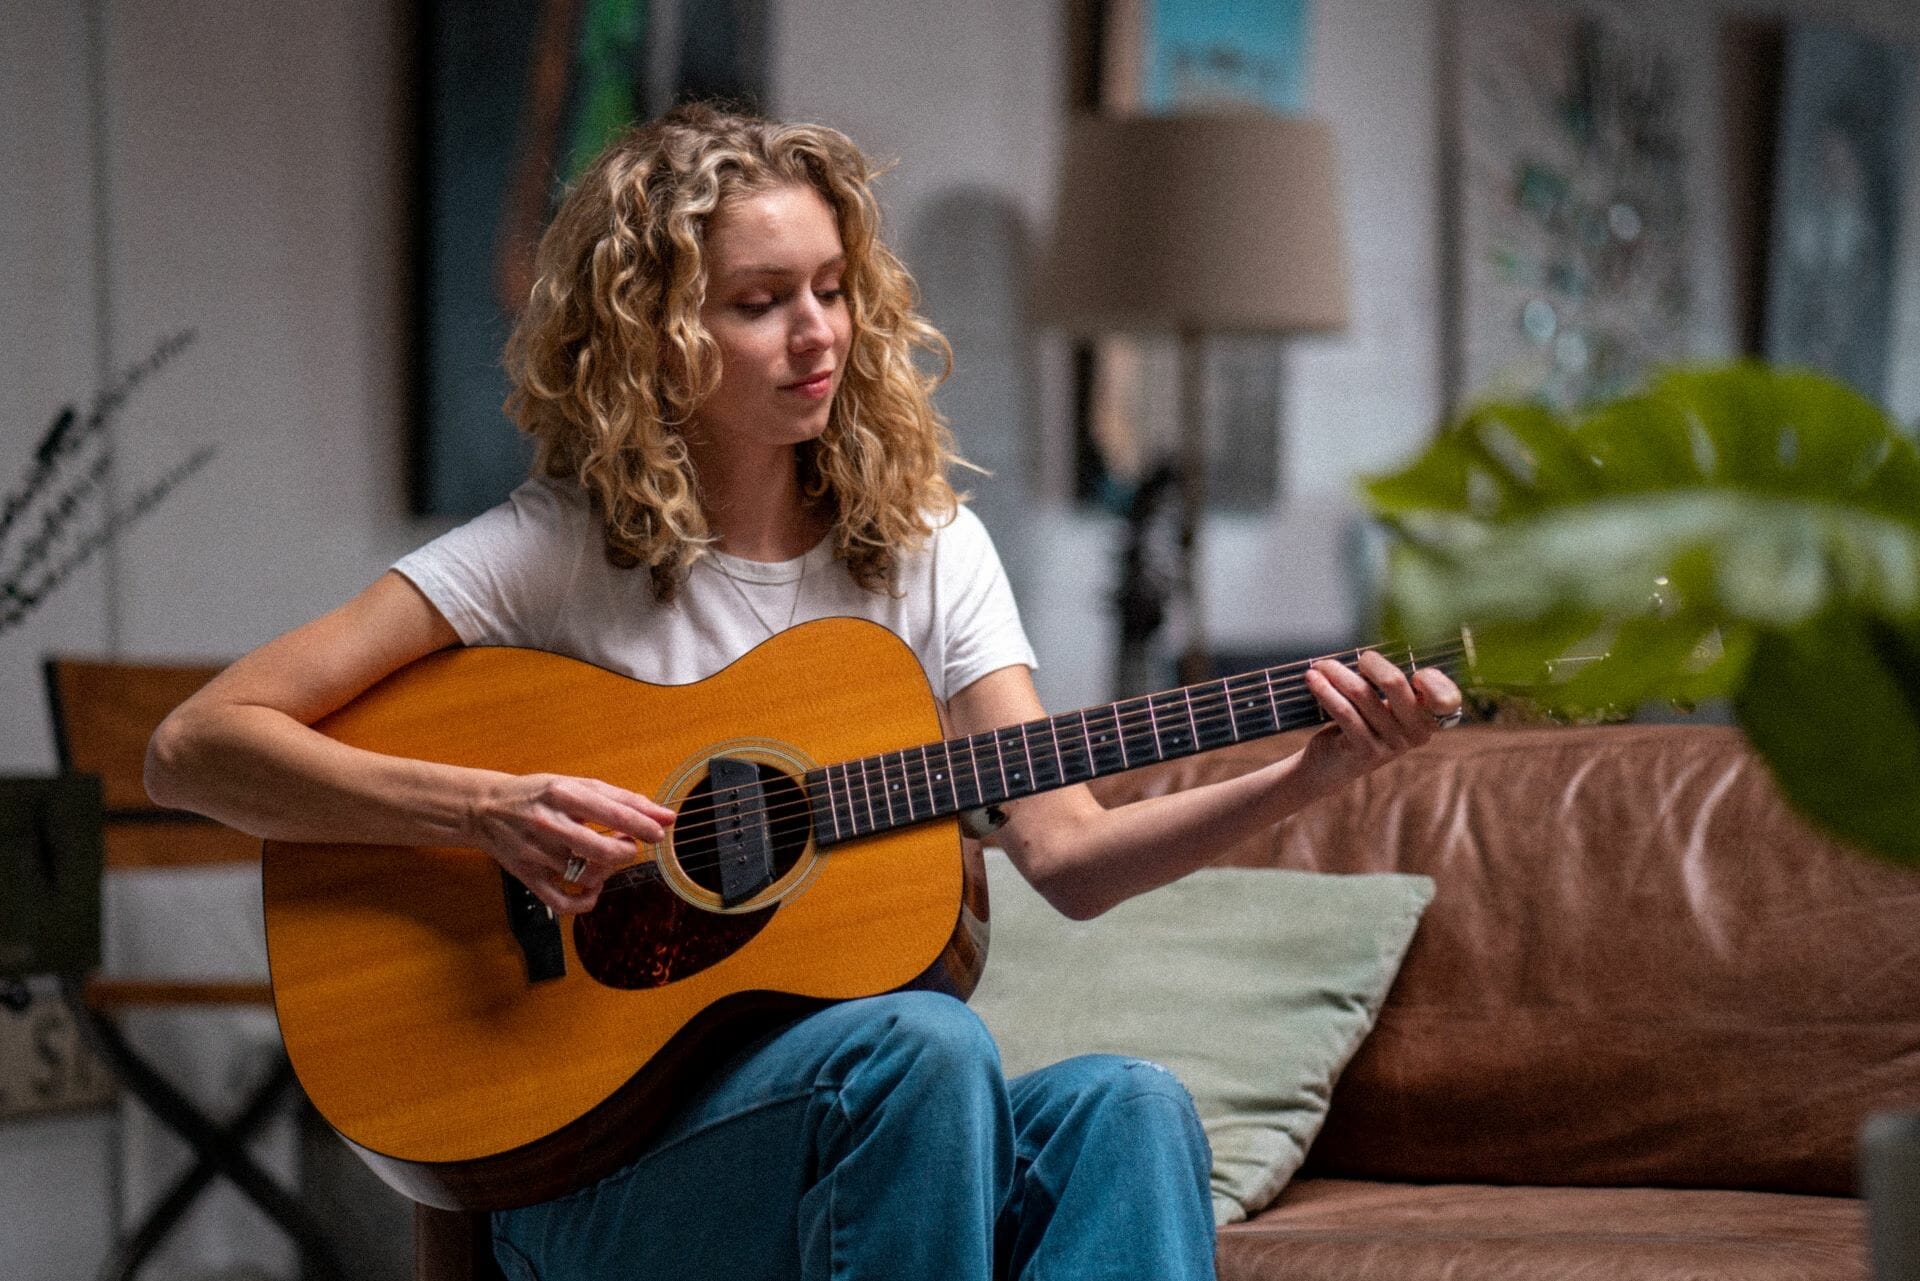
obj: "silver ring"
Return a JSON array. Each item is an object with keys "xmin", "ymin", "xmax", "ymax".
[
  {"xmin": 562, "ymin": 856, "xmax": 587, "ymax": 884},
  {"xmin": 1433, "ymin": 709, "xmax": 1465, "ymax": 728}
]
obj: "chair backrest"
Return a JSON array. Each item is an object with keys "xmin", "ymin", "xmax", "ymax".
[
  {"xmin": 43, "ymin": 656, "xmax": 272, "ymax": 1008},
  {"xmin": 43, "ymin": 657, "xmax": 254, "ymax": 869}
]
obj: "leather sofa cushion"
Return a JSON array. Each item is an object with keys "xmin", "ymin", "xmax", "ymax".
[
  {"xmin": 1090, "ymin": 722, "xmax": 1920, "ymax": 1193},
  {"xmin": 1217, "ymin": 1178, "xmax": 1866, "ymax": 1281}
]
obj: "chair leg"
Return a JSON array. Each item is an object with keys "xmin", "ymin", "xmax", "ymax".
[
  {"xmin": 60, "ymin": 978, "xmax": 347, "ymax": 1281},
  {"xmin": 415, "ymin": 1204, "xmax": 507, "ymax": 1281}
]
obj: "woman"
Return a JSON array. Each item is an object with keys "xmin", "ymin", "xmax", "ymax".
[{"xmin": 147, "ymin": 105, "xmax": 1459, "ymax": 1280}]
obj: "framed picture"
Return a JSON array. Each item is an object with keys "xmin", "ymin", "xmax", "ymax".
[
  {"xmin": 411, "ymin": 0, "xmax": 770, "ymax": 517},
  {"xmin": 1443, "ymin": 0, "xmax": 1702, "ymax": 412},
  {"xmin": 1137, "ymin": 0, "xmax": 1310, "ymax": 113},
  {"xmin": 1764, "ymin": 23, "xmax": 1910, "ymax": 407}
]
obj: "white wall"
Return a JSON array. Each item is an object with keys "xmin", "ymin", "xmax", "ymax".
[
  {"xmin": 2, "ymin": 4, "xmax": 428, "ymax": 1277},
  {"xmin": 3, "ymin": 1, "xmax": 433, "ymax": 773},
  {"xmin": 4, "ymin": 0, "xmax": 1919, "ymax": 1275}
]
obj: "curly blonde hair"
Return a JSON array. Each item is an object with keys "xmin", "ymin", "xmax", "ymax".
[{"xmin": 504, "ymin": 103, "xmax": 965, "ymax": 601}]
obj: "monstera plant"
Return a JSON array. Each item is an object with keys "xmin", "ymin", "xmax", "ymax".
[{"xmin": 1364, "ymin": 363, "xmax": 1920, "ymax": 869}]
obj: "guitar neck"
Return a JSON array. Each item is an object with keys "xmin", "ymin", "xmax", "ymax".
[{"xmin": 805, "ymin": 640, "xmax": 1467, "ymax": 846}]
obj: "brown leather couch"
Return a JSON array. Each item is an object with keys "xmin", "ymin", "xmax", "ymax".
[
  {"xmin": 416, "ymin": 720, "xmax": 1918, "ymax": 1279},
  {"xmin": 1100, "ymin": 720, "xmax": 1919, "ymax": 1281}
]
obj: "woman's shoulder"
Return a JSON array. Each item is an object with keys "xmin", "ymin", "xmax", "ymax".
[
  {"xmin": 887, "ymin": 501, "xmax": 1003, "ymax": 590},
  {"xmin": 926, "ymin": 500, "xmax": 991, "ymax": 546},
  {"xmin": 510, "ymin": 471, "xmax": 593, "ymax": 516}
]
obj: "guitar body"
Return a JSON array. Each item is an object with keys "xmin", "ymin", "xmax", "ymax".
[{"xmin": 262, "ymin": 617, "xmax": 985, "ymax": 1211}]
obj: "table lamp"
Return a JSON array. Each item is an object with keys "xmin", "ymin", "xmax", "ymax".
[{"xmin": 1039, "ymin": 112, "xmax": 1351, "ymax": 686}]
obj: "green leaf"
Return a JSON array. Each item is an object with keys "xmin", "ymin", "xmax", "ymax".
[
  {"xmin": 1735, "ymin": 616, "xmax": 1920, "ymax": 868},
  {"xmin": 1549, "ymin": 614, "xmax": 1732, "ymax": 711},
  {"xmin": 1364, "ymin": 363, "xmax": 1920, "ymax": 869}
]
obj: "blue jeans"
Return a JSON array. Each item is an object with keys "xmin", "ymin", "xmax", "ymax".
[{"xmin": 492, "ymin": 991, "xmax": 1216, "ymax": 1280}]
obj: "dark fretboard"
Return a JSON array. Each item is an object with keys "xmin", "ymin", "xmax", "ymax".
[{"xmin": 804, "ymin": 641, "xmax": 1465, "ymax": 846}]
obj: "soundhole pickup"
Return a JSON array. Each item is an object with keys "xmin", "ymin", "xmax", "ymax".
[{"xmin": 705, "ymin": 756, "xmax": 776, "ymax": 907}]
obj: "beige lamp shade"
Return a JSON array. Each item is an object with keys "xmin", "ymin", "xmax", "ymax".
[{"xmin": 1039, "ymin": 113, "xmax": 1351, "ymax": 335}]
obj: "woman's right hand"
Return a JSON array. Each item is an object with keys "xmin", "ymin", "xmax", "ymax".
[{"xmin": 466, "ymin": 773, "xmax": 677, "ymax": 913}]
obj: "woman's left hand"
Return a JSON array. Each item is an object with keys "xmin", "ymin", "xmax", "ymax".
[{"xmin": 1298, "ymin": 651, "xmax": 1463, "ymax": 787}]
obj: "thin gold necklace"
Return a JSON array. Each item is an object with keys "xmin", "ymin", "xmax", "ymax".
[{"xmin": 708, "ymin": 551, "xmax": 808, "ymax": 639}]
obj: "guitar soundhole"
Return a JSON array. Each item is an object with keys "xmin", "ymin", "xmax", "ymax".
[
  {"xmin": 675, "ymin": 763, "xmax": 812, "ymax": 899},
  {"xmin": 572, "ymin": 762, "xmax": 812, "ymax": 991}
]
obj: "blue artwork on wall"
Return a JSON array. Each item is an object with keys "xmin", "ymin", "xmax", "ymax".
[
  {"xmin": 411, "ymin": 0, "xmax": 768, "ymax": 517},
  {"xmin": 1140, "ymin": 0, "xmax": 1309, "ymax": 115},
  {"xmin": 1764, "ymin": 23, "xmax": 1910, "ymax": 408}
]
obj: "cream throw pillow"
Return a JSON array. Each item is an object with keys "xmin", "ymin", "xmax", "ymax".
[{"xmin": 968, "ymin": 850, "xmax": 1434, "ymax": 1225}]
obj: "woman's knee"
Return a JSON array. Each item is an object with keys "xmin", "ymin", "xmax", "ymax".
[
  {"xmin": 1019, "ymin": 1055, "xmax": 1208, "ymax": 1150},
  {"xmin": 816, "ymin": 991, "xmax": 1003, "ymax": 1106},
  {"xmin": 866, "ymin": 990, "xmax": 1001, "ymax": 1075}
]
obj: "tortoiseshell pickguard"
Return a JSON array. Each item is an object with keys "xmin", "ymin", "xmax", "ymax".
[{"xmin": 572, "ymin": 877, "xmax": 775, "ymax": 990}]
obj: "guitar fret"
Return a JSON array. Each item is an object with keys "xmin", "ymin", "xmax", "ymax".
[
  {"xmin": 880, "ymin": 754, "xmax": 899, "ymax": 826},
  {"xmin": 845, "ymin": 760, "xmax": 861, "ymax": 834},
  {"xmin": 1230, "ymin": 671, "xmax": 1276, "ymax": 737},
  {"xmin": 1034, "ymin": 716, "xmax": 1063, "ymax": 790},
  {"xmin": 991, "ymin": 729, "xmax": 1010, "ymax": 800},
  {"xmin": 909, "ymin": 745, "xmax": 932, "ymax": 820},
  {"xmin": 1192, "ymin": 680, "xmax": 1235, "ymax": 752},
  {"xmin": 859, "ymin": 757, "xmax": 878, "ymax": 832},
  {"xmin": 1005, "ymin": 725, "xmax": 1032, "ymax": 793},
  {"xmin": 1087, "ymin": 704, "xmax": 1125, "ymax": 775},
  {"xmin": 941, "ymin": 738, "xmax": 961, "ymax": 811},
  {"xmin": 959, "ymin": 735, "xmax": 983, "ymax": 810},
  {"xmin": 826, "ymin": 763, "xmax": 844, "ymax": 839},
  {"xmin": 1077, "ymin": 710, "xmax": 1096, "ymax": 782},
  {"xmin": 1121, "ymin": 698, "xmax": 1158, "ymax": 769},
  {"xmin": 845, "ymin": 761, "xmax": 866, "ymax": 837},
  {"xmin": 1224, "ymin": 677, "xmax": 1239, "ymax": 740},
  {"xmin": 1145, "ymin": 697, "xmax": 1162, "ymax": 760},
  {"xmin": 1151, "ymin": 690, "xmax": 1193, "ymax": 757},
  {"xmin": 888, "ymin": 753, "xmax": 905, "ymax": 822},
  {"xmin": 1049, "ymin": 711, "xmax": 1079, "ymax": 785},
  {"xmin": 918, "ymin": 746, "xmax": 937, "ymax": 818}
]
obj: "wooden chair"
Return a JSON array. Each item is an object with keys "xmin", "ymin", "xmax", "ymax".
[
  {"xmin": 415, "ymin": 1205, "xmax": 506, "ymax": 1281},
  {"xmin": 43, "ymin": 657, "xmax": 344, "ymax": 1281}
]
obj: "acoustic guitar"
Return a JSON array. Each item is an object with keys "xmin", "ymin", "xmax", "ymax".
[{"xmin": 262, "ymin": 615, "xmax": 1466, "ymax": 1210}]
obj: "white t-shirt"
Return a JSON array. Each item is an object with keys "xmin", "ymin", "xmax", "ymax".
[{"xmin": 392, "ymin": 476, "xmax": 1036, "ymax": 704}]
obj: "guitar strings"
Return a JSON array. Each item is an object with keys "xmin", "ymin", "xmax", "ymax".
[
  {"xmin": 594, "ymin": 651, "xmax": 1470, "ymax": 897},
  {"xmin": 599, "ymin": 642, "xmax": 1471, "ymax": 866},
  {"xmin": 607, "ymin": 642, "xmax": 1471, "ymax": 865},
  {"xmin": 633, "ymin": 641, "xmax": 1466, "ymax": 852},
  {"xmin": 584, "ymin": 642, "xmax": 1471, "ymax": 894}
]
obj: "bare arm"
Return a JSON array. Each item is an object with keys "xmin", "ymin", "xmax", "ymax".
[
  {"xmin": 946, "ymin": 654, "xmax": 1461, "ymax": 920},
  {"xmin": 144, "ymin": 571, "xmax": 671, "ymax": 913}
]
